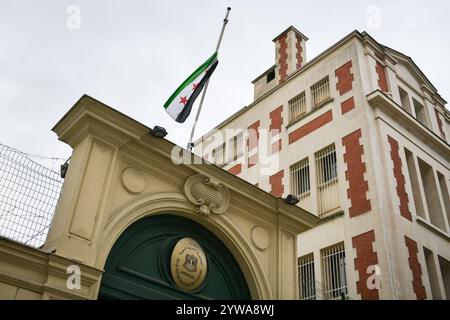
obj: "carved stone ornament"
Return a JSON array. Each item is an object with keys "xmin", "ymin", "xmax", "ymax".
[{"xmin": 184, "ymin": 174, "xmax": 230, "ymax": 217}]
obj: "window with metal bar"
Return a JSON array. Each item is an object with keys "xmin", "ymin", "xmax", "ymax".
[
  {"xmin": 236, "ymin": 132, "xmax": 244, "ymax": 159},
  {"xmin": 321, "ymin": 243, "xmax": 347, "ymax": 300},
  {"xmin": 228, "ymin": 133, "xmax": 244, "ymax": 162},
  {"xmin": 311, "ymin": 77, "xmax": 330, "ymax": 108},
  {"xmin": 315, "ymin": 145, "xmax": 339, "ymax": 217},
  {"xmin": 289, "ymin": 91, "xmax": 306, "ymax": 124},
  {"xmin": 298, "ymin": 254, "xmax": 316, "ymax": 300},
  {"xmin": 290, "ymin": 158, "xmax": 310, "ymax": 199},
  {"xmin": 214, "ymin": 143, "xmax": 225, "ymax": 165}
]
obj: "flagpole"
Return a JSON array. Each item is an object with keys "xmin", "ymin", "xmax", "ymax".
[{"xmin": 187, "ymin": 7, "xmax": 231, "ymax": 151}]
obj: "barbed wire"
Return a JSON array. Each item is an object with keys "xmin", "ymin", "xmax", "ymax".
[{"xmin": 0, "ymin": 142, "xmax": 64, "ymax": 248}]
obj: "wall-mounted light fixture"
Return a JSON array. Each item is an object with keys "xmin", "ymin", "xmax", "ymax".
[
  {"xmin": 150, "ymin": 126, "xmax": 168, "ymax": 138},
  {"xmin": 283, "ymin": 194, "xmax": 299, "ymax": 205}
]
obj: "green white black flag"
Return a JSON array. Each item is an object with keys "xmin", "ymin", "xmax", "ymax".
[{"xmin": 164, "ymin": 52, "xmax": 218, "ymax": 123}]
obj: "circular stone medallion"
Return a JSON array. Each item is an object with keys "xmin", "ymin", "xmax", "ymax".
[
  {"xmin": 122, "ymin": 167, "xmax": 146, "ymax": 194},
  {"xmin": 170, "ymin": 237, "xmax": 207, "ymax": 291}
]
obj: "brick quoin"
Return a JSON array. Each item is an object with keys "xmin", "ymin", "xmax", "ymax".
[
  {"xmin": 288, "ymin": 110, "xmax": 333, "ymax": 144},
  {"xmin": 387, "ymin": 135, "xmax": 412, "ymax": 221},
  {"xmin": 435, "ymin": 110, "xmax": 446, "ymax": 139},
  {"xmin": 335, "ymin": 60, "xmax": 354, "ymax": 96},
  {"xmin": 375, "ymin": 62, "xmax": 388, "ymax": 92},
  {"xmin": 278, "ymin": 33, "xmax": 288, "ymax": 83},
  {"xmin": 269, "ymin": 170, "xmax": 284, "ymax": 197},
  {"xmin": 342, "ymin": 129, "xmax": 371, "ymax": 217},
  {"xmin": 296, "ymin": 34, "xmax": 303, "ymax": 69},
  {"xmin": 270, "ymin": 105, "xmax": 283, "ymax": 154},
  {"xmin": 228, "ymin": 163, "xmax": 242, "ymax": 176},
  {"xmin": 352, "ymin": 230, "xmax": 379, "ymax": 300},
  {"xmin": 404, "ymin": 236, "xmax": 427, "ymax": 300},
  {"xmin": 247, "ymin": 121, "xmax": 260, "ymax": 168},
  {"xmin": 341, "ymin": 96, "xmax": 355, "ymax": 114}
]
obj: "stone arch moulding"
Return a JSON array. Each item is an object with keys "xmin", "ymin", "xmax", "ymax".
[{"xmin": 96, "ymin": 192, "xmax": 271, "ymax": 299}]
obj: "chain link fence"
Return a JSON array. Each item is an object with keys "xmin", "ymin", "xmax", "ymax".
[{"xmin": 0, "ymin": 142, "xmax": 64, "ymax": 248}]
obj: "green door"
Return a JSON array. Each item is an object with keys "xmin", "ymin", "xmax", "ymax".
[{"xmin": 99, "ymin": 214, "xmax": 251, "ymax": 300}]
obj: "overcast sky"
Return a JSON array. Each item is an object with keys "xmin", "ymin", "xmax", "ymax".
[{"xmin": 1, "ymin": 0, "xmax": 449, "ymax": 167}]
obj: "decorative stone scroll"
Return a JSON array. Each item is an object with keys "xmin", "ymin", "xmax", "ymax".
[{"xmin": 184, "ymin": 174, "xmax": 230, "ymax": 217}]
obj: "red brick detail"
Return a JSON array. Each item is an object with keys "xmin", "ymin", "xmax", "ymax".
[
  {"xmin": 404, "ymin": 236, "xmax": 427, "ymax": 300},
  {"xmin": 387, "ymin": 136, "xmax": 412, "ymax": 221},
  {"xmin": 296, "ymin": 34, "xmax": 303, "ymax": 70},
  {"xmin": 335, "ymin": 61, "xmax": 354, "ymax": 96},
  {"xmin": 342, "ymin": 129, "xmax": 371, "ymax": 217},
  {"xmin": 228, "ymin": 163, "xmax": 242, "ymax": 176},
  {"xmin": 269, "ymin": 105, "xmax": 283, "ymax": 134},
  {"xmin": 247, "ymin": 121, "xmax": 260, "ymax": 149},
  {"xmin": 247, "ymin": 121, "xmax": 260, "ymax": 168},
  {"xmin": 248, "ymin": 154, "xmax": 258, "ymax": 168},
  {"xmin": 278, "ymin": 34, "xmax": 288, "ymax": 83},
  {"xmin": 288, "ymin": 110, "xmax": 333, "ymax": 144},
  {"xmin": 269, "ymin": 170, "xmax": 284, "ymax": 197},
  {"xmin": 375, "ymin": 62, "xmax": 388, "ymax": 92},
  {"xmin": 435, "ymin": 110, "xmax": 446, "ymax": 139},
  {"xmin": 270, "ymin": 105, "xmax": 283, "ymax": 154},
  {"xmin": 341, "ymin": 96, "xmax": 355, "ymax": 114},
  {"xmin": 352, "ymin": 230, "xmax": 379, "ymax": 300},
  {"xmin": 272, "ymin": 140, "xmax": 282, "ymax": 154}
]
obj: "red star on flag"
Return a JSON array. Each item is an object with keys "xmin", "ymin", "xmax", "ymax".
[
  {"xmin": 192, "ymin": 83, "xmax": 199, "ymax": 91},
  {"xmin": 179, "ymin": 96, "xmax": 188, "ymax": 105}
]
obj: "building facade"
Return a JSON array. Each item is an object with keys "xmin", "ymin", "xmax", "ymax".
[{"xmin": 195, "ymin": 26, "xmax": 450, "ymax": 300}]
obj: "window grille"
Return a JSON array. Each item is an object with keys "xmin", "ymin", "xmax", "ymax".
[
  {"xmin": 315, "ymin": 145, "xmax": 339, "ymax": 217},
  {"xmin": 290, "ymin": 158, "xmax": 310, "ymax": 199},
  {"xmin": 214, "ymin": 143, "xmax": 225, "ymax": 165},
  {"xmin": 311, "ymin": 77, "xmax": 330, "ymax": 108},
  {"xmin": 298, "ymin": 254, "xmax": 316, "ymax": 300},
  {"xmin": 235, "ymin": 133, "xmax": 244, "ymax": 159},
  {"xmin": 289, "ymin": 92, "xmax": 306, "ymax": 124},
  {"xmin": 321, "ymin": 243, "xmax": 347, "ymax": 300}
]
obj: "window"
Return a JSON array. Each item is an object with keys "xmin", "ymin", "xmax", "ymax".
[
  {"xmin": 315, "ymin": 145, "xmax": 339, "ymax": 217},
  {"xmin": 321, "ymin": 243, "xmax": 347, "ymax": 300},
  {"xmin": 228, "ymin": 133, "xmax": 244, "ymax": 162},
  {"xmin": 214, "ymin": 143, "xmax": 225, "ymax": 165},
  {"xmin": 236, "ymin": 132, "xmax": 244, "ymax": 159},
  {"xmin": 404, "ymin": 148, "xmax": 425, "ymax": 219},
  {"xmin": 288, "ymin": 91, "xmax": 306, "ymax": 124},
  {"xmin": 437, "ymin": 172, "xmax": 450, "ymax": 228},
  {"xmin": 398, "ymin": 86, "xmax": 411, "ymax": 114},
  {"xmin": 311, "ymin": 77, "xmax": 330, "ymax": 108},
  {"xmin": 438, "ymin": 255, "xmax": 450, "ymax": 299},
  {"xmin": 418, "ymin": 158, "xmax": 446, "ymax": 231},
  {"xmin": 413, "ymin": 98, "xmax": 429, "ymax": 127},
  {"xmin": 290, "ymin": 158, "xmax": 310, "ymax": 199},
  {"xmin": 266, "ymin": 69, "xmax": 275, "ymax": 83},
  {"xmin": 298, "ymin": 254, "xmax": 316, "ymax": 300},
  {"xmin": 423, "ymin": 247, "xmax": 442, "ymax": 299}
]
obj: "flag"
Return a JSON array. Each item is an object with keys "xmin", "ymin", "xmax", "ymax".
[{"xmin": 164, "ymin": 52, "xmax": 219, "ymax": 123}]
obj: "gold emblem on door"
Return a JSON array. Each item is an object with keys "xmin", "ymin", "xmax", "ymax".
[{"xmin": 171, "ymin": 237, "xmax": 207, "ymax": 291}]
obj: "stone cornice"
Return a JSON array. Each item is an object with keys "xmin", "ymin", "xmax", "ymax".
[
  {"xmin": 0, "ymin": 238, "xmax": 103, "ymax": 300},
  {"xmin": 367, "ymin": 90, "xmax": 450, "ymax": 159},
  {"xmin": 52, "ymin": 94, "xmax": 149, "ymax": 148}
]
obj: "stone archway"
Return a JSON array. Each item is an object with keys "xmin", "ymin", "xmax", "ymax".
[
  {"xmin": 99, "ymin": 214, "xmax": 251, "ymax": 299},
  {"xmin": 39, "ymin": 96, "xmax": 320, "ymax": 300}
]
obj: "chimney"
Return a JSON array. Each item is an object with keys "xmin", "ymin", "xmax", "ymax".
[{"xmin": 273, "ymin": 26, "xmax": 308, "ymax": 83}]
